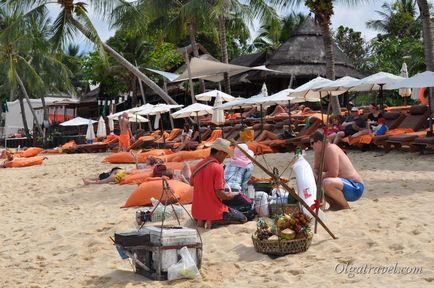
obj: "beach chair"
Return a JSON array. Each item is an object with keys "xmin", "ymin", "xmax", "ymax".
[
  {"xmin": 410, "ymin": 136, "xmax": 434, "ymax": 154},
  {"xmin": 384, "ymin": 130, "xmax": 429, "ymax": 152},
  {"xmin": 197, "ymin": 129, "xmax": 223, "ymax": 148},
  {"xmin": 128, "ymin": 130, "xmax": 161, "ymax": 150},
  {"xmin": 268, "ymin": 117, "xmax": 322, "ymax": 151},
  {"xmin": 63, "ymin": 143, "xmax": 108, "ymax": 154},
  {"xmin": 372, "ymin": 105, "xmax": 429, "ymax": 149}
]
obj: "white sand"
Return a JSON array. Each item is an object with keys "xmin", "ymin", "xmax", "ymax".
[{"xmin": 1, "ymin": 151, "xmax": 434, "ymax": 287}]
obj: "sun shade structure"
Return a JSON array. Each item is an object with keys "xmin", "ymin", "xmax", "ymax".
[
  {"xmin": 96, "ymin": 116, "xmax": 107, "ymax": 138},
  {"xmin": 86, "ymin": 119, "xmax": 95, "ymax": 141},
  {"xmin": 290, "ymin": 76, "xmax": 346, "ymax": 101},
  {"xmin": 348, "ymin": 72, "xmax": 405, "ymax": 112},
  {"xmin": 211, "ymin": 93, "xmax": 225, "ymax": 125},
  {"xmin": 171, "ymin": 103, "xmax": 214, "ymax": 119},
  {"xmin": 195, "ymin": 89, "xmax": 235, "ymax": 102},
  {"xmin": 108, "ymin": 113, "xmax": 149, "ymax": 123},
  {"xmin": 60, "ymin": 117, "xmax": 96, "ymax": 126},
  {"xmin": 315, "ymin": 76, "xmax": 360, "ymax": 92},
  {"xmin": 386, "ymin": 70, "xmax": 434, "ymax": 135}
]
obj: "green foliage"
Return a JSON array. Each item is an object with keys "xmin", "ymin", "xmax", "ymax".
[{"xmin": 334, "ymin": 26, "xmax": 370, "ymax": 73}]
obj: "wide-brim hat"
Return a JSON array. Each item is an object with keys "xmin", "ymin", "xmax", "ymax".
[{"xmin": 210, "ymin": 138, "xmax": 233, "ymax": 156}]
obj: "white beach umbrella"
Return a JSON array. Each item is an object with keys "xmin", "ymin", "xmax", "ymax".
[
  {"xmin": 60, "ymin": 116, "xmax": 96, "ymax": 126},
  {"xmin": 348, "ymin": 72, "xmax": 405, "ymax": 111},
  {"xmin": 108, "ymin": 115, "xmax": 115, "ymax": 132},
  {"xmin": 171, "ymin": 103, "xmax": 214, "ymax": 119},
  {"xmin": 195, "ymin": 89, "xmax": 235, "ymax": 102},
  {"xmin": 111, "ymin": 112, "xmax": 149, "ymax": 123},
  {"xmin": 211, "ymin": 93, "xmax": 225, "ymax": 125},
  {"xmin": 214, "ymin": 97, "xmax": 248, "ymax": 111},
  {"xmin": 387, "ymin": 70, "xmax": 434, "ymax": 135},
  {"xmin": 315, "ymin": 76, "xmax": 360, "ymax": 92},
  {"xmin": 130, "ymin": 103, "xmax": 154, "ymax": 114},
  {"xmin": 96, "ymin": 116, "xmax": 107, "ymax": 138},
  {"xmin": 86, "ymin": 119, "xmax": 95, "ymax": 141},
  {"xmin": 399, "ymin": 63, "xmax": 412, "ymax": 97},
  {"xmin": 290, "ymin": 76, "xmax": 346, "ymax": 101}
]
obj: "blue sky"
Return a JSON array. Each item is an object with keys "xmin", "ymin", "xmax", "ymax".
[{"xmin": 47, "ymin": 1, "xmax": 429, "ymax": 54}]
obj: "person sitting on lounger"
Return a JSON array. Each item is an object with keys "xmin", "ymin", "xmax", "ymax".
[
  {"xmin": 267, "ymin": 105, "xmax": 289, "ymax": 118},
  {"xmin": 242, "ymin": 107, "xmax": 260, "ymax": 118},
  {"xmin": 325, "ymin": 115, "xmax": 344, "ymax": 143},
  {"xmin": 371, "ymin": 118, "xmax": 388, "ymax": 136},
  {"xmin": 310, "ymin": 130, "xmax": 364, "ymax": 210},
  {"xmin": 255, "ymin": 124, "xmax": 295, "ymax": 142},
  {"xmin": 175, "ymin": 123, "xmax": 199, "ymax": 152},
  {"xmin": 333, "ymin": 107, "xmax": 367, "ymax": 144}
]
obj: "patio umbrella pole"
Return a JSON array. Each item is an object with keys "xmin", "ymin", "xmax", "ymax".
[
  {"xmin": 231, "ymin": 141, "xmax": 337, "ymax": 240},
  {"xmin": 239, "ymin": 106, "xmax": 244, "ymax": 126},
  {"xmin": 428, "ymin": 88, "xmax": 433, "ymax": 136},
  {"xmin": 287, "ymin": 100, "xmax": 292, "ymax": 133},
  {"xmin": 260, "ymin": 104, "xmax": 264, "ymax": 132},
  {"xmin": 185, "ymin": 47, "xmax": 196, "ymax": 104},
  {"xmin": 196, "ymin": 111, "xmax": 202, "ymax": 143},
  {"xmin": 314, "ymin": 94, "xmax": 332, "ymax": 234},
  {"xmin": 379, "ymin": 84, "xmax": 385, "ymax": 113},
  {"xmin": 160, "ymin": 115, "xmax": 165, "ymax": 144}
]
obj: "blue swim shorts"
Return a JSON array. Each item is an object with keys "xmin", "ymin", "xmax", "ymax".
[{"xmin": 339, "ymin": 178, "xmax": 364, "ymax": 202}]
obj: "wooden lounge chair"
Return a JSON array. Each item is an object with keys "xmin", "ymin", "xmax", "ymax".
[
  {"xmin": 372, "ymin": 105, "xmax": 429, "ymax": 148},
  {"xmin": 63, "ymin": 143, "xmax": 108, "ymax": 154},
  {"xmin": 410, "ymin": 136, "xmax": 434, "ymax": 154},
  {"xmin": 384, "ymin": 130, "xmax": 429, "ymax": 152}
]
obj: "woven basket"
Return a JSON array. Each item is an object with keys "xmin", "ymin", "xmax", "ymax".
[
  {"xmin": 269, "ymin": 203, "xmax": 300, "ymax": 217},
  {"xmin": 252, "ymin": 233, "xmax": 313, "ymax": 256}
]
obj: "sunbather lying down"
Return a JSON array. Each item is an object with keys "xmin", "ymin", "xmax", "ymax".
[{"xmin": 82, "ymin": 159, "xmax": 191, "ymax": 185}]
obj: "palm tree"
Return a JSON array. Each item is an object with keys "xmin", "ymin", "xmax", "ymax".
[
  {"xmin": 275, "ymin": 0, "xmax": 370, "ymax": 115},
  {"xmin": 7, "ymin": 0, "xmax": 179, "ymax": 105},
  {"xmin": 210, "ymin": 0, "xmax": 279, "ymax": 94}
]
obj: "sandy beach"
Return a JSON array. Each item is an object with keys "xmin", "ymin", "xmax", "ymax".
[{"xmin": 1, "ymin": 150, "xmax": 434, "ymax": 287}]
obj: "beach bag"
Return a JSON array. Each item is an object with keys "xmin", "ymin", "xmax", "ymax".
[
  {"xmin": 239, "ymin": 129, "xmax": 254, "ymax": 142},
  {"xmin": 223, "ymin": 191, "xmax": 255, "ymax": 221}
]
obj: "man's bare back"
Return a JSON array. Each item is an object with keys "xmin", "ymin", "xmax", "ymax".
[{"xmin": 323, "ymin": 144, "xmax": 363, "ymax": 183}]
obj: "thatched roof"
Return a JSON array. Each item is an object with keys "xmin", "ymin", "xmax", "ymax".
[{"xmin": 230, "ymin": 17, "xmax": 364, "ymax": 85}]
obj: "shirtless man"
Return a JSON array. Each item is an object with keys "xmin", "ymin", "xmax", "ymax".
[
  {"xmin": 119, "ymin": 112, "xmax": 134, "ymax": 151},
  {"xmin": 310, "ymin": 130, "xmax": 364, "ymax": 210}
]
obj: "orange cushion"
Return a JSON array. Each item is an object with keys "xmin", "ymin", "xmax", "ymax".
[
  {"xmin": 122, "ymin": 179, "xmax": 193, "ymax": 207},
  {"xmin": 163, "ymin": 149, "xmax": 210, "ymax": 162},
  {"xmin": 102, "ymin": 152, "xmax": 136, "ymax": 163},
  {"xmin": 16, "ymin": 147, "xmax": 43, "ymax": 158},
  {"xmin": 386, "ymin": 128, "xmax": 414, "ymax": 136},
  {"xmin": 5, "ymin": 156, "xmax": 46, "ymax": 168},
  {"xmin": 119, "ymin": 171, "xmax": 153, "ymax": 185},
  {"xmin": 348, "ymin": 135, "xmax": 374, "ymax": 145},
  {"xmin": 246, "ymin": 142, "xmax": 273, "ymax": 154}
]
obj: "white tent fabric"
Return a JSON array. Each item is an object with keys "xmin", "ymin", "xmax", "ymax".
[
  {"xmin": 290, "ymin": 76, "xmax": 346, "ymax": 101},
  {"xmin": 96, "ymin": 116, "xmax": 107, "ymax": 138},
  {"xmin": 195, "ymin": 89, "xmax": 235, "ymax": 102},
  {"xmin": 86, "ymin": 120, "xmax": 95, "ymax": 141},
  {"xmin": 146, "ymin": 68, "xmax": 179, "ymax": 82},
  {"xmin": 111, "ymin": 113, "xmax": 149, "ymax": 123},
  {"xmin": 399, "ymin": 63, "xmax": 412, "ymax": 97},
  {"xmin": 267, "ymin": 89, "xmax": 300, "ymax": 104},
  {"xmin": 60, "ymin": 117, "xmax": 96, "ymax": 127},
  {"xmin": 171, "ymin": 103, "xmax": 214, "ymax": 118},
  {"xmin": 130, "ymin": 103, "xmax": 154, "ymax": 114},
  {"xmin": 211, "ymin": 93, "xmax": 225, "ymax": 125}
]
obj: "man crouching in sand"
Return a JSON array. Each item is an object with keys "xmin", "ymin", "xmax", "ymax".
[
  {"xmin": 190, "ymin": 138, "xmax": 247, "ymax": 229},
  {"xmin": 310, "ymin": 130, "xmax": 364, "ymax": 210}
]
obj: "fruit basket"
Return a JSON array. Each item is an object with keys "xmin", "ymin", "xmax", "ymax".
[
  {"xmin": 252, "ymin": 232, "xmax": 313, "ymax": 256},
  {"xmin": 252, "ymin": 212, "xmax": 313, "ymax": 255},
  {"xmin": 268, "ymin": 203, "xmax": 300, "ymax": 217}
]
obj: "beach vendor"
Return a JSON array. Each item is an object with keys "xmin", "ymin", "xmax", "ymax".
[
  {"xmin": 224, "ymin": 143, "xmax": 254, "ymax": 195},
  {"xmin": 190, "ymin": 138, "xmax": 247, "ymax": 229},
  {"xmin": 119, "ymin": 112, "xmax": 134, "ymax": 151},
  {"xmin": 310, "ymin": 130, "xmax": 364, "ymax": 210}
]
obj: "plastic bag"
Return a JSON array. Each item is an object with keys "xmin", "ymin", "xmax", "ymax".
[
  {"xmin": 167, "ymin": 246, "xmax": 200, "ymax": 281},
  {"xmin": 254, "ymin": 191, "xmax": 269, "ymax": 217}
]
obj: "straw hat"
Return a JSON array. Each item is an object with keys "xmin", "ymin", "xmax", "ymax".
[{"xmin": 210, "ymin": 138, "xmax": 233, "ymax": 156}]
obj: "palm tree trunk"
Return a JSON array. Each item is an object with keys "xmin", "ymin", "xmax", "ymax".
[
  {"xmin": 16, "ymin": 73, "xmax": 43, "ymax": 134},
  {"xmin": 188, "ymin": 22, "xmax": 205, "ymax": 94},
  {"xmin": 70, "ymin": 18, "xmax": 178, "ymax": 105},
  {"xmin": 417, "ymin": 0, "xmax": 434, "ymax": 116},
  {"xmin": 218, "ymin": 14, "xmax": 231, "ymax": 95},
  {"xmin": 417, "ymin": 0, "xmax": 434, "ymax": 71},
  {"xmin": 319, "ymin": 22, "xmax": 341, "ymax": 116},
  {"xmin": 40, "ymin": 95, "xmax": 49, "ymax": 122},
  {"xmin": 17, "ymin": 92, "xmax": 31, "ymax": 138}
]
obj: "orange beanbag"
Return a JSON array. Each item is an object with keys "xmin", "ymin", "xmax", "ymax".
[
  {"xmin": 16, "ymin": 147, "xmax": 44, "ymax": 158},
  {"xmin": 137, "ymin": 149, "xmax": 173, "ymax": 162},
  {"xmin": 5, "ymin": 156, "xmax": 46, "ymax": 168},
  {"xmin": 163, "ymin": 148, "xmax": 210, "ymax": 162},
  {"xmin": 102, "ymin": 152, "xmax": 136, "ymax": 163},
  {"xmin": 247, "ymin": 142, "xmax": 273, "ymax": 155},
  {"xmin": 122, "ymin": 178, "xmax": 193, "ymax": 207},
  {"xmin": 119, "ymin": 170, "xmax": 154, "ymax": 185}
]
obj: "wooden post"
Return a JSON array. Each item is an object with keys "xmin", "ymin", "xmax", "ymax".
[
  {"xmin": 231, "ymin": 141, "xmax": 337, "ymax": 239},
  {"xmin": 185, "ymin": 48, "xmax": 196, "ymax": 104}
]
